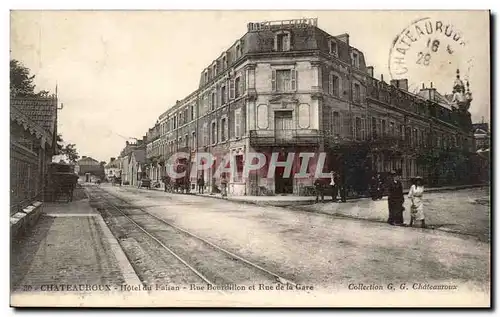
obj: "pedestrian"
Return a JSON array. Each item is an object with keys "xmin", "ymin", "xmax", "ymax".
[
  {"xmin": 376, "ymin": 174, "xmax": 384, "ymax": 199},
  {"xmin": 221, "ymin": 173, "xmax": 228, "ymax": 197},
  {"xmin": 338, "ymin": 171, "xmax": 347, "ymax": 202},
  {"xmin": 197, "ymin": 176, "xmax": 205, "ymax": 194},
  {"xmin": 387, "ymin": 170, "xmax": 405, "ymax": 225},
  {"xmin": 409, "ymin": 176, "xmax": 426, "ymax": 228},
  {"xmin": 370, "ymin": 174, "xmax": 378, "ymax": 200},
  {"xmin": 314, "ymin": 177, "xmax": 325, "ymax": 203},
  {"xmin": 330, "ymin": 171, "xmax": 339, "ymax": 202}
]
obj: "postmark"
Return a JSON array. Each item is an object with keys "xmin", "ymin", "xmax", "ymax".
[{"xmin": 388, "ymin": 17, "xmax": 474, "ymax": 89}]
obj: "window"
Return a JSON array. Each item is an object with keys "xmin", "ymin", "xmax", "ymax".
[
  {"xmin": 399, "ymin": 124, "xmax": 404, "ymax": 140},
  {"xmin": 204, "ymin": 71, "xmax": 208, "ymax": 84},
  {"xmin": 211, "ymin": 92, "xmax": 216, "ymax": 111},
  {"xmin": 173, "ymin": 115, "xmax": 177, "ymax": 129},
  {"xmin": 405, "ymin": 126, "xmax": 412, "ymax": 144},
  {"xmin": 235, "ymin": 77, "xmax": 241, "ymax": 98},
  {"xmin": 329, "ymin": 40, "xmax": 338, "ymax": 56},
  {"xmin": 235, "ymin": 109, "xmax": 242, "ymax": 138},
  {"xmin": 352, "ymin": 52, "xmax": 359, "ymax": 68},
  {"xmin": 235, "ymin": 155, "xmax": 244, "ymax": 182},
  {"xmin": 178, "ymin": 137, "xmax": 182, "ymax": 149},
  {"xmin": 354, "ymin": 83, "xmax": 361, "ymax": 102},
  {"xmin": 191, "ymin": 132, "xmax": 196, "ymax": 148},
  {"xmin": 372, "ymin": 117, "xmax": 377, "ymax": 139},
  {"xmin": 355, "ymin": 117, "xmax": 362, "ymax": 140},
  {"xmin": 381, "ymin": 120, "xmax": 386, "ymax": 137},
  {"xmin": 276, "ymin": 32, "xmax": 290, "ymax": 51},
  {"xmin": 203, "ymin": 124, "xmax": 208, "ymax": 145},
  {"xmin": 329, "ymin": 73, "xmax": 340, "ymax": 96},
  {"xmin": 211, "ymin": 122, "xmax": 217, "ymax": 144},
  {"xmin": 184, "ymin": 108, "xmax": 189, "ymax": 123},
  {"xmin": 185, "ymin": 134, "xmax": 189, "ymax": 148},
  {"xmin": 221, "ymin": 117, "xmax": 227, "ymax": 142},
  {"xmin": 223, "ymin": 56, "xmax": 227, "ymax": 69},
  {"xmin": 236, "ymin": 44, "xmax": 242, "ymax": 58},
  {"xmin": 332, "ymin": 111, "xmax": 341, "ymax": 136},
  {"xmin": 213, "ymin": 64, "xmax": 217, "ymax": 77},
  {"xmin": 190, "ymin": 104, "xmax": 195, "ymax": 121},
  {"xmin": 390, "ymin": 122, "xmax": 395, "ymax": 136},
  {"xmin": 221, "ymin": 85, "xmax": 227, "ymax": 105},
  {"xmin": 272, "ymin": 69, "xmax": 297, "ymax": 92}
]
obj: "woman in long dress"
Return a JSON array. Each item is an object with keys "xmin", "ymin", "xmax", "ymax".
[{"xmin": 408, "ymin": 177, "xmax": 426, "ymax": 228}]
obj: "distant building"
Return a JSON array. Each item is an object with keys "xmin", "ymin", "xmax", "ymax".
[
  {"xmin": 112, "ymin": 139, "xmax": 146, "ymax": 185},
  {"xmin": 473, "ymin": 122, "xmax": 490, "ymax": 151},
  {"xmin": 10, "ymin": 95, "xmax": 58, "ymax": 213},
  {"xmin": 104, "ymin": 157, "xmax": 121, "ymax": 181},
  {"xmin": 75, "ymin": 156, "xmax": 105, "ymax": 182}
]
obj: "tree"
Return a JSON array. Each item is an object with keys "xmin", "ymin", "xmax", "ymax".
[
  {"xmin": 61, "ymin": 144, "xmax": 80, "ymax": 163},
  {"xmin": 10, "ymin": 59, "xmax": 50, "ymax": 98}
]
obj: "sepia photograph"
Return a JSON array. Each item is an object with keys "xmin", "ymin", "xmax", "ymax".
[{"xmin": 9, "ymin": 10, "xmax": 491, "ymax": 307}]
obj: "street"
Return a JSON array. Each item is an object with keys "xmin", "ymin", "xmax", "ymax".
[
  {"xmin": 98, "ymin": 184, "xmax": 491, "ymax": 292},
  {"xmin": 10, "ymin": 183, "xmax": 490, "ymax": 306}
]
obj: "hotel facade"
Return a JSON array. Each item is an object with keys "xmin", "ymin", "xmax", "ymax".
[{"xmin": 144, "ymin": 18, "xmax": 477, "ymax": 196}]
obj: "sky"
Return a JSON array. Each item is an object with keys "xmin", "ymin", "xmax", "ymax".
[{"xmin": 10, "ymin": 10, "xmax": 490, "ymax": 163}]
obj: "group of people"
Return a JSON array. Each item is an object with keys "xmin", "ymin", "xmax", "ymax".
[
  {"xmin": 315, "ymin": 170, "xmax": 426, "ymax": 228},
  {"xmin": 196, "ymin": 174, "xmax": 228, "ymax": 197},
  {"xmin": 314, "ymin": 171, "xmax": 346, "ymax": 203},
  {"xmin": 386, "ymin": 171, "xmax": 426, "ymax": 228}
]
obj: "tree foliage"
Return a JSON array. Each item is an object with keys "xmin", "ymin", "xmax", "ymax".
[
  {"xmin": 62, "ymin": 144, "xmax": 80, "ymax": 163},
  {"xmin": 10, "ymin": 59, "xmax": 50, "ymax": 98},
  {"xmin": 56, "ymin": 134, "xmax": 80, "ymax": 163}
]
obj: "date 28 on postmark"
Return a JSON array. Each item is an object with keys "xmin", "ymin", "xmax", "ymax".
[{"xmin": 388, "ymin": 17, "xmax": 470, "ymax": 81}]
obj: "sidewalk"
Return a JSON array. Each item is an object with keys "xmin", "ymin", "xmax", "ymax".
[
  {"xmin": 11, "ymin": 193, "xmax": 140, "ymax": 295},
  {"xmin": 185, "ymin": 183, "xmax": 488, "ymax": 207}
]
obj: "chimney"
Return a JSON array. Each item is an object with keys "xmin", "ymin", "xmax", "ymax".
[
  {"xmin": 430, "ymin": 82, "xmax": 433, "ymax": 88},
  {"xmin": 367, "ymin": 66, "xmax": 374, "ymax": 77},
  {"xmin": 82, "ymin": 156, "xmax": 87, "ymax": 159},
  {"xmin": 398, "ymin": 79, "xmax": 408, "ymax": 91},
  {"xmin": 380, "ymin": 74, "xmax": 384, "ymax": 82},
  {"xmin": 110, "ymin": 157, "xmax": 115, "ymax": 162}
]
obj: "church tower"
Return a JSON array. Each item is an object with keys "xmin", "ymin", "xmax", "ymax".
[
  {"xmin": 451, "ymin": 69, "xmax": 473, "ymax": 112},
  {"xmin": 451, "ymin": 69, "xmax": 473, "ymax": 131}
]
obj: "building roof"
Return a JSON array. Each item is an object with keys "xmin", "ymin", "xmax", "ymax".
[
  {"xmin": 77, "ymin": 156, "xmax": 99, "ymax": 164},
  {"xmin": 11, "ymin": 96, "xmax": 57, "ymax": 136},
  {"xmin": 131, "ymin": 149, "xmax": 146, "ymax": 164}
]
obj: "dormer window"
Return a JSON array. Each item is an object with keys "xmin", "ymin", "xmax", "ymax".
[
  {"xmin": 213, "ymin": 64, "xmax": 218, "ymax": 77},
  {"xmin": 329, "ymin": 40, "xmax": 338, "ymax": 56},
  {"xmin": 275, "ymin": 31, "xmax": 291, "ymax": 52},
  {"xmin": 236, "ymin": 44, "xmax": 242, "ymax": 58},
  {"xmin": 352, "ymin": 52, "xmax": 359, "ymax": 68},
  {"xmin": 223, "ymin": 55, "xmax": 227, "ymax": 69},
  {"xmin": 204, "ymin": 71, "xmax": 208, "ymax": 84}
]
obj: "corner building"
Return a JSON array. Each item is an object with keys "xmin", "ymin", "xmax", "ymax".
[{"xmin": 146, "ymin": 18, "xmax": 476, "ymax": 196}]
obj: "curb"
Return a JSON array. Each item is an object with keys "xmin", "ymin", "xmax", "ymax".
[{"xmin": 10, "ymin": 201, "xmax": 44, "ymax": 240}]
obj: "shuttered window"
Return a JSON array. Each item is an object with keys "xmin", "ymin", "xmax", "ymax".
[{"xmin": 272, "ymin": 69, "xmax": 298, "ymax": 92}]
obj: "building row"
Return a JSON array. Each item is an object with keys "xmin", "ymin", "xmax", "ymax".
[{"xmin": 118, "ymin": 18, "xmax": 485, "ymax": 197}]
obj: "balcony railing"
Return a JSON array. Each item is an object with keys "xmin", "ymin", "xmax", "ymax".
[{"xmin": 249, "ymin": 129, "xmax": 322, "ymax": 146}]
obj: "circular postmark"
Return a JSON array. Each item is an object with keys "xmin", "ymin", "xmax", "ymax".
[{"xmin": 388, "ymin": 17, "xmax": 474, "ymax": 91}]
